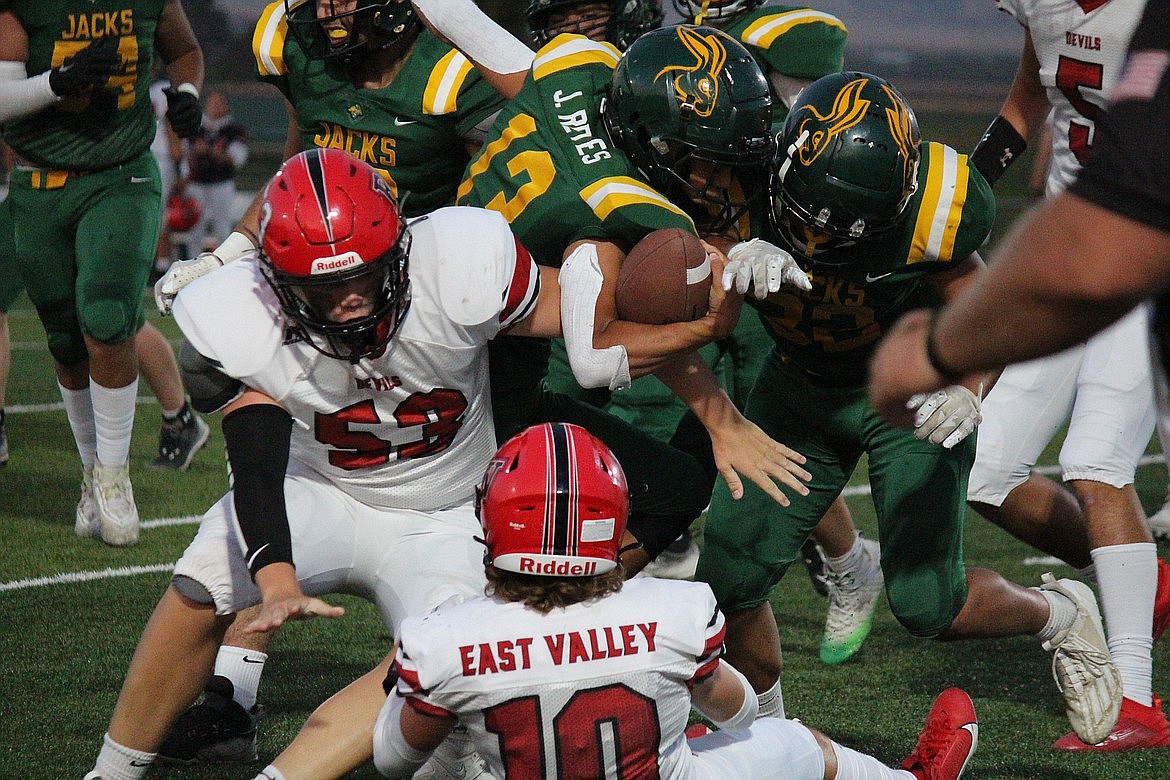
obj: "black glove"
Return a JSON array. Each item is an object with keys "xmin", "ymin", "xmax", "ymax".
[
  {"xmin": 164, "ymin": 85, "xmax": 202, "ymax": 139},
  {"xmin": 48, "ymin": 38, "xmax": 121, "ymax": 96}
]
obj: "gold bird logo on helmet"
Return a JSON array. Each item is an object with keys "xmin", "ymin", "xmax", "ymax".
[
  {"xmin": 791, "ymin": 77, "xmax": 870, "ymax": 166},
  {"xmin": 654, "ymin": 26, "xmax": 728, "ymax": 119}
]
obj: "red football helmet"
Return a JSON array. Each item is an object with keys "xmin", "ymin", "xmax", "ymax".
[
  {"xmin": 478, "ymin": 422, "xmax": 630, "ymax": 577},
  {"xmin": 258, "ymin": 148, "xmax": 411, "ymax": 362},
  {"xmin": 165, "ymin": 192, "xmax": 201, "ymax": 232}
]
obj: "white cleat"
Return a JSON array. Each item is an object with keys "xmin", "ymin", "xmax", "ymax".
[
  {"xmin": 1147, "ymin": 498, "xmax": 1170, "ymax": 542},
  {"xmin": 93, "ymin": 462, "xmax": 140, "ymax": 546},
  {"xmin": 820, "ymin": 537, "xmax": 884, "ymax": 665},
  {"xmin": 638, "ymin": 532, "xmax": 700, "ymax": 580},
  {"xmin": 413, "ymin": 726, "xmax": 495, "ymax": 780},
  {"xmin": 1037, "ymin": 572, "xmax": 1122, "ymax": 745},
  {"xmin": 74, "ymin": 468, "xmax": 100, "ymax": 538}
]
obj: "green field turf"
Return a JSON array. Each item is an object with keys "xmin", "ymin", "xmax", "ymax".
[{"xmin": 2, "ymin": 110, "xmax": 1168, "ymax": 779}]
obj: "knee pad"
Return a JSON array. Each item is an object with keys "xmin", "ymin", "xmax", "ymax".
[
  {"xmin": 887, "ymin": 580, "xmax": 966, "ymax": 638},
  {"xmin": 79, "ymin": 299, "xmax": 140, "ymax": 344}
]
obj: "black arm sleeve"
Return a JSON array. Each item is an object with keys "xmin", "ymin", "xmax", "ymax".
[
  {"xmin": 222, "ymin": 404, "xmax": 294, "ymax": 578},
  {"xmin": 970, "ymin": 115, "xmax": 1027, "ymax": 187}
]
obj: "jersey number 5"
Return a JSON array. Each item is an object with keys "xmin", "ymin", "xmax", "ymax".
[
  {"xmin": 315, "ymin": 390, "xmax": 468, "ymax": 470},
  {"xmin": 1055, "ymin": 54, "xmax": 1105, "ymax": 167}
]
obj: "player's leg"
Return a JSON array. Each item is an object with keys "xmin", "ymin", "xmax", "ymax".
[
  {"xmin": 0, "ymin": 196, "xmax": 19, "ymax": 466},
  {"xmin": 868, "ymin": 421, "xmax": 1122, "ymax": 745},
  {"xmin": 1053, "ymin": 309, "xmax": 1169, "ymax": 749},
  {"xmin": 136, "ymin": 321, "xmax": 210, "ymax": 471}
]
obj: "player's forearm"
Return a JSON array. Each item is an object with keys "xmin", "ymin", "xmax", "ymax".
[
  {"xmin": 595, "ymin": 317, "xmax": 723, "ymax": 377},
  {"xmin": 653, "ymin": 352, "xmax": 738, "ymax": 427},
  {"xmin": 0, "ymin": 62, "xmax": 58, "ymax": 124}
]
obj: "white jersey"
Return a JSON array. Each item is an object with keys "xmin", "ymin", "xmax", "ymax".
[
  {"xmin": 393, "ymin": 578, "xmax": 726, "ymax": 780},
  {"xmin": 996, "ymin": 0, "xmax": 1143, "ymax": 194},
  {"xmin": 173, "ymin": 206, "xmax": 540, "ymax": 512}
]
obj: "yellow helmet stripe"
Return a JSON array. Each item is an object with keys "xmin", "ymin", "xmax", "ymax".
[
  {"xmin": 424, "ymin": 50, "xmax": 474, "ymax": 115},
  {"xmin": 742, "ymin": 10, "xmax": 848, "ymax": 49},
  {"xmin": 533, "ymin": 35, "xmax": 620, "ymax": 81},
  {"xmin": 909, "ymin": 142, "xmax": 968, "ymax": 264},
  {"xmin": 254, "ymin": 0, "xmax": 304, "ymax": 77},
  {"xmin": 581, "ymin": 177, "xmax": 694, "ymax": 226}
]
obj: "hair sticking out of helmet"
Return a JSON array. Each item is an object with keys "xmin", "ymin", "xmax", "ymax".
[
  {"xmin": 478, "ymin": 423, "xmax": 630, "ymax": 578},
  {"xmin": 526, "ymin": 0, "xmax": 663, "ymax": 50},
  {"xmin": 258, "ymin": 148, "xmax": 412, "ymax": 363},
  {"xmin": 672, "ymin": 0, "xmax": 762, "ymax": 26},
  {"xmin": 602, "ymin": 24, "xmax": 774, "ymax": 234},
  {"xmin": 285, "ymin": 0, "xmax": 420, "ymax": 67},
  {"xmin": 770, "ymin": 71, "xmax": 921, "ymax": 262}
]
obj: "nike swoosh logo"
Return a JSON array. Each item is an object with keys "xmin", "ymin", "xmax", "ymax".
[
  {"xmin": 865, "ymin": 272, "xmax": 893, "ymax": 282},
  {"xmin": 130, "ymin": 176, "xmax": 150, "ymax": 184},
  {"xmin": 246, "ymin": 543, "xmax": 270, "ymax": 570},
  {"xmin": 243, "ymin": 655, "xmax": 265, "ymax": 663},
  {"xmin": 393, "ymin": 118, "xmax": 417, "ymax": 126},
  {"xmin": 130, "ymin": 760, "xmax": 151, "ymax": 767},
  {"xmin": 59, "ymin": 63, "xmax": 74, "ymax": 73}
]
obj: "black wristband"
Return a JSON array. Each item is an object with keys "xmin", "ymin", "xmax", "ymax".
[
  {"xmin": 925, "ymin": 313, "xmax": 965, "ymax": 383},
  {"xmin": 222, "ymin": 403, "xmax": 294, "ymax": 577},
  {"xmin": 971, "ymin": 115, "xmax": 1028, "ymax": 187}
]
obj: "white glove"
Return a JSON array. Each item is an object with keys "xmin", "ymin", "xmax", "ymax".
[
  {"xmin": 154, "ymin": 231, "xmax": 255, "ymax": 315},
  {"xmin": 722, "ymin": 238, "xmax": 812, "ymax": 299},
  {"xmin": 907, "ymin": 384, "xmax": 983, "ymax": 449}
]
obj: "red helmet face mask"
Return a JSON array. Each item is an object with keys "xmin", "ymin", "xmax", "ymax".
[
  {"xmin": 478, "ymin": 423, "xmax": 630, "ymax": 577},
  {"xmin": 258, "ymin": 148, "xmax": 411, "ymax": 363}
]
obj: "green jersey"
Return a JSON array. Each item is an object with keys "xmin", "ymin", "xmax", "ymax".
[
  {"xmin": 456, "ymin": 34, "xmax": 695, "ymax": 268},
  {"xmin": 721, "ymin": 5, "xmax": 848, "ymax": 82},
  {"xmin": 2, "ymin": 0, "xmax": 161, "ymax": 169},
  {"xmin": 754, "ymin": 141, "xmax": 995, "ymax": 381},
  {"xmin": 253, "ymin": 0, "xmax": 504, "ymax": 216}
]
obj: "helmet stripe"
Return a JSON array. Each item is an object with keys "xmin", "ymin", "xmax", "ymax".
[
  {"xmin": 302, "ymin": 149, "xmax": 336, "ymax": 247},
  {"xmin": 549, "ymin": 422, "xmax": 574, "ymax": 557}
]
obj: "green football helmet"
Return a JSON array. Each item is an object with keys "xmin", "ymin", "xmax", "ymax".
[
  {"xmin": 770, "ymin": 71, "xmax": 921, "ymax": 261},
  {"xmin": 672, "ymin": 0, "xmax": 763, "ymax": 26},
  {"xmin": 527, "ymin": 0, "xmax": 663, "ymax": 50},
  {"xmin": 602, "ymin": 24, "xmax": 774, "ymax": 233},
  {"xmin": 285, "ymin": 0, "xmax": 420, "ymax": 67}
]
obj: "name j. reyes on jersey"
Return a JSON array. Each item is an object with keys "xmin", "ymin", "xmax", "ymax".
[
  {"xmin": 553, "ymin": 89, "xmax": 611, "ymax": 166},
  {"xmin": 459, "ymin": 621, "xmax": 659, "ymax": 677}
]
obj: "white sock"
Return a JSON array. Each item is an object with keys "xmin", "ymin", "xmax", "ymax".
[
  {"xmin": 826, "ymin": 533, "xmax": 868, "ymax": 579},
  {"xmin": 214, "ymin": 645, "xmax": 267, "ymax": 710},
  {"xmin": 93, "ymin": 732, "xmax": 155, "ymax": 780},
  {"xmin": 252, "ymin": 766, "xmax": 287, "ymax": 780},
  {"xmin": 58, "ymin": 381, "xmax": 97, "ymax": 470},
  {"xmin": 757, "ymin": 679, "xmax": 785, "ymax": 718},
  {"xmin": 831, "ymin": 740, "xmax": 914, "ymax": 779},
  {"xmin": 91, "ymin": 378, "xmax": 137, "ymax": 468},
  {"xmin": 1035, "ymin": 586, "xmax": 1080, "ymax": 645},
  {"xmin": 1091, "ymin": 542, "xmax": 1156, "ymax": 706}
]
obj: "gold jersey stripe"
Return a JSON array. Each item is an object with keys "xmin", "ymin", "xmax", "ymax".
[
  {"xmin": 741, "ymin": 9, "xmax": 847, "ymax": 49},
  {"xmin": 532, "ymin": 34, "xmax": 620, "ymax": 81},
  {"xmin": 424, "ymin": 49, "xmax": 473, "ymax": 115},
  {"xmin": 581, "ymin": 177, "xmax": 694, "ymax": 226},
  {"xmin": 909, "ymin": 142, "xmax": 968, "ymax": 264},
  {"xmin": 254, "ymin": 0, "xmax": 304, "ymax": 78}
]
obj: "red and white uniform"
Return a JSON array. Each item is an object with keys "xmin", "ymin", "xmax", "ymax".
[
  {"xmin": 970, "ymin": 0, "xmax": 1154, "ymax": 504},
  {"xmin": 386, "ymin": 578, "xmax": 825, "ymax": 779},
  {"xmin": 169, "ymin": 206, "xmax": 541, "ymax": 632}
]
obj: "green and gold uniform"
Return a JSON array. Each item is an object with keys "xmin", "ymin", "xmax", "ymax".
[
  {"xmin": 253, "ymin": 0, "xmax": 504, "ymax": 217},
  {"xmin": 457, "ymin": 35, "xmax": 713, "ymax": 557},
  {"xmin": 697, "ymin": 142, "xmax": 996, "ymax": 637},
  {"xmin": 2, "ymin": 0, "xmax": 165, "ymax": 362},
  {"xmin": 720, "ymin": 5, "xmax": 848, "ymax": 96},
  {"xmin": 0, "ymin": 197, "xmax": 22, "ymax": 314}
]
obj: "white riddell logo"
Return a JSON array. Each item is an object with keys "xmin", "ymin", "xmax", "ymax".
[
  {"xmin": 865, "ymin": 271, "xmax": 893, "ymax": 282},
  {"xmin": 311, "ymin": 252, "xmax": 363, "ymax": 273}
]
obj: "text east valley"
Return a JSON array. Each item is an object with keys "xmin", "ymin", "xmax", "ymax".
[{"xmin": 459, "ymin": 622, "xmax": 658, "ymax": 677}]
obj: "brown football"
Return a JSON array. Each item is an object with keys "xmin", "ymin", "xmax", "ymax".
[{"xmin": 615, "ymin": 228, "xmax": 711, "ymax": 325}]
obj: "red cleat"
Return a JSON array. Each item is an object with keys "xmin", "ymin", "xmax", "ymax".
[
  {"xmin": 684, "ymin": 723, "xmax": 712, "ymax": 740},
  {"xmin": 1154, "ymin": 558, "xmax": 1170, "ymax": 644},
  {"xmin": 1052, "ymin": 695, "xmax": 1170, "ymax": 751},
  {"xmin": 901, "ymin": 688, "xmax": 979, "ymax": 780}
]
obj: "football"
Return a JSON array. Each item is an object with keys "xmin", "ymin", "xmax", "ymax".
[{"xmin": 615, "ymin": 228, "xmax": 712, "ymax": 325}]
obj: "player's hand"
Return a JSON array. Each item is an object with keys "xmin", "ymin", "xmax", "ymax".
[
  {"xmin": 701, "ymin": 241, "xmax": 743, "ymax": 340},
  {"xmin": 164, "ymin": 83, "xmax": 202, "ymax": 139},
  {"xmin": 48, "ymin": 38, "xmax": 121, "ymax": 96},
  {"xmin": 908, "ymin": 383, "xmax": 982, "ymax": 448},
  {"xmin": 154, "ymin": 252, "xmax": 223, "ymax": 315},
  {"xmin": 722, "ymin": 238, "xmax": 812, "ymax": 299},
  {"xmin": 243, "ymin": 594, "xmax": 345, "ymax": 633},
  {"xmin": 709, "ymin": 408, "xmax": 811, "ymax": 505}
]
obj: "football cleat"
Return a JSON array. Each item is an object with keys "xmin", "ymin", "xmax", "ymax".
[
  {"xmin": 1154, "ymin": 558, "xmax": 1170, "ymax": 645},
  {"xmin": 93, "ymin": 461, "xmax": 139, "ymax": 546},
  {"xmin": 684, "ymin": 723, "xmax": 712, "ymax": 740},
  {"xmin": 901, "ymin": 687, "xmax": 978, "ymax": 780},
  {"xmin": 157, "ymin": 675, "xmax": 264, "ymax": 765},
  {"xmin": 801, "ymin": 538, "xmax": 830, "ymax": 597},
  {"xmin": 1038, "ymin": 573, "xmax": 1122, "ymax": 745},
  {"xmin": 637, "ymin": 532, "xmax": 700, "ymax": 580},
  {"xmin": 1051, "ymin": 695, "xmax": 1170, "ymax": 751},
  {"xmin": 148, "ymin": 403, "xmax": 211, "ymax": 471},
  {"xmin": 412, "ymin": 725, "xmax": 496, "ymax": 780},
  {"xmin": 1146, "ymin": 497, "xmax": 1170, "ymax": 542},
  {"xmin": 74, "ymin": 468, "xmax": 99, "ymax": 538},
  {"xmin": 819, "ymin": 537, "xmax": 883, "ymax": 665}
]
